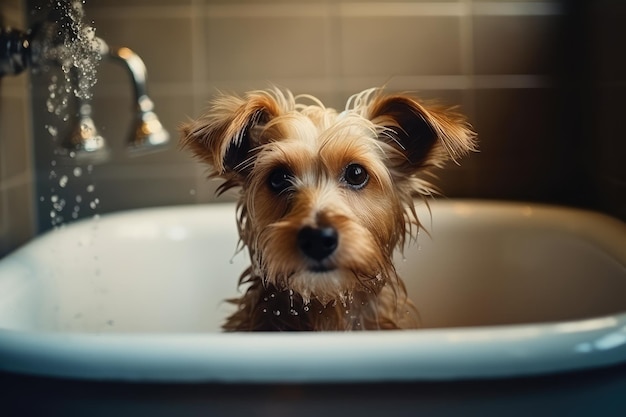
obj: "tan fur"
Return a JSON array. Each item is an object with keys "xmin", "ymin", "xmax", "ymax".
[{"xmin": 180, "ymin": 87, "xmax": 476, "ymax": 331}]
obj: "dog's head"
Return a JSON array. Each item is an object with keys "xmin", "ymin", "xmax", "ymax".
[{"xmin": 181, "ymin": 88, "xmax": 476, "ymax": 305}]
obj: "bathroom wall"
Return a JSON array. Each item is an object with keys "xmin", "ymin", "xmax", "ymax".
[
  {"xmin": 7, "ymin": 0, "xmax": 625, "ymax": 242},
  {"xmin": 0, "ymin": 0, "xmax": 35, "ymax": 257},
  {"xmin": 583, "ymin": 1, "xmax": 626, "ymax": 224},
  {"xmin": 25, "ymin": 0, "xmax": 569, "ymax": 230}
]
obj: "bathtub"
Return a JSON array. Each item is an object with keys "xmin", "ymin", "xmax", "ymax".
[{"xmin": 0, "ymin": 200, "xmax": 625, "ymax": 414}]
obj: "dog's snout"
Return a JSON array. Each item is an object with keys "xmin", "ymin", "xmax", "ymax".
[{"xmin": 297, "ymin": 226, "xmax": 338, "ymax": 261}]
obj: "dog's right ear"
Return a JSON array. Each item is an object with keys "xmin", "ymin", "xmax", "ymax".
[{"xmin": 180, "ymin": 92, "xmax": 282, "ymax": 177}]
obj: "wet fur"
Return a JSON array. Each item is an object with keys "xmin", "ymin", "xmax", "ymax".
[{"xmin": 181, "ymin": 87, "xmax": 476, "ymax": 331}]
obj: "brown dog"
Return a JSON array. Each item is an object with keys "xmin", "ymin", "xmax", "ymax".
[{"xmin": 181, "ymin": 87, "xmax": 476, "ymax": 331}]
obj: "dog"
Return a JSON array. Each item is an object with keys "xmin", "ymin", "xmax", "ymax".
[{"xmin": 180, "ymin": 87, "xmax": 476, "ymax": 331}]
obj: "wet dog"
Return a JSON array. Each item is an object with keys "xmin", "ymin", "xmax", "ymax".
[{"xmin": 181, "ymin": 87, "xmax": 476, "ymax": 331}]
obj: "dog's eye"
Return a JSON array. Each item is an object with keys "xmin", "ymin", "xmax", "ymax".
[
  {"xmin": 268, "ymin": 167, "xmax": 293, "ymax": 193},
  {"xmin": 343, "ymin": 163, "xmax": 369, "ymax": 189}
]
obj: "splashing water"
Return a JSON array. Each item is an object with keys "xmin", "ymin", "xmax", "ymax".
[
  {"xmin": 45, "ymin": 0, "xmax": 101, "ymax": 116},
  {"xmin": 40, "ymin": 0, "xmax": 102, "ymax": 230}
]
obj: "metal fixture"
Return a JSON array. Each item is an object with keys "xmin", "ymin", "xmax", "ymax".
[
  {"xmin": 62, "ymin": 99, "xmax": 110, "ymax": 162},
  {"xmin": 0, "ymin": 27, "xmax": 32, "ymax": 76},
  {"xmin": 108, "ymin": 45, "xmax": 170, "ymax": 154},
  {"xmin": 1, "ymin": 19, "xmax": 170, "ymax": 161}
]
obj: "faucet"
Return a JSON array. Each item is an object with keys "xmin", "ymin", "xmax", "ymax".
[
  {"xmin": 107, "ymin": 43, "xmax": 170, "ymax": 155},
  {"xmin": 1, "ymin": 18, "xmax": 170, "ymax": 162},
  {"xmin": 63, "ymin": 97, "xmax": 110, "ymax": 162}
]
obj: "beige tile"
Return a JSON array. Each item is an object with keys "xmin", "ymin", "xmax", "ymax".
[
  {"xmin": 0, "ymin": 188, "xmax": 6, "ymax": 255},
  {"xmin": 206, "ymin": 16, "xmax": 329, "ymax": 81},
  {"xmin": 90, "ymin": 0, "xmax": 192, "ymax": 6},
  {"xmin": 431, "ymin": 164, "xmax": 478, "ymax": 198},
  {"xmin": 473, "ymin": 15, "xmax": 560, "ymax": 75},
  {"xmin": 34, "ymin": 160, "xmax": 197, "ymax": 226},
  {"xmin": 473, "ymin": 88, "xmax": 561, "ymax": 161},
  {"xmin": 340, "ymin": 16, "xmax": 462, "ymax": 77},
  {"xmin": 93, "ymin": 16, "xmax": 194, "ymax": 84},
  {"xmin": 0, "ymin": 96, "xmax": 29, "ymax": 179},
  {"xmin": 0, "ymin": 183, "xmax": 35, "ymax": 256},
  {"xmin": 89, "ymin": 170, "xmax": 197, "ymax": 213},
  {"xmin": 0, "ymin": 0, "xmax": 24, "ymax": 27}
]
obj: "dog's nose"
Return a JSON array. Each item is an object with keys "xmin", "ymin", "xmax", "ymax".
[{"xmin": 297, "ymin": 226, "xmax": 338, "ymax": 261}]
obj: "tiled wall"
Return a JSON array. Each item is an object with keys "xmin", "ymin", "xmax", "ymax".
[
  {"xmin": 584, "ymin": 1, "xmax": 626, "ymax": 223},
  {"xmin": 25, "ymin": 0, "xmax": 565, "ymax": 230},
  {"xmin": 11, "ymin": 0, "xmax": 626, "ymax": 238},
  {"xmin": 0, "ymin": 0, "xmax": 35, "ymax": 257}
]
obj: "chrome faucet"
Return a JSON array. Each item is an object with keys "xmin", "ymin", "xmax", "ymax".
[
  {"xmin": 107, "ymin": 44, "xmax": 170, "ymax": 155},
  {"xmin": 1, "ymin": 18, "xmax": 170, "ymax": 161}
]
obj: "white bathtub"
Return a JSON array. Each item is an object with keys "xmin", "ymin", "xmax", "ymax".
[{"xmin": 0, "ymin": 200, "xmax": 625, "ymax": 383}]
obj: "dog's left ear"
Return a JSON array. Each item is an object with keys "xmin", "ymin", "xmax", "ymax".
[{"xmin": 367, "ymin": 94, "xmax": 476, "ymax": 174}]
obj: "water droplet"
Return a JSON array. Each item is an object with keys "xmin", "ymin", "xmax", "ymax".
[
  {"xmin": 73, "ymin": 167, "xmax": 82, "ymax": 177},
  {"xmin": 53, "ymin": 198, "xmax": 66, "ymax": 212},
  {"xmin": 189, "ymin": 189, "xmax": 196, "ymax": 196},
  {"xmin": 46, "ymin": 125, "xmax": 58, "ymax": 137},
  {"xmin": 303, "ymin": 305, "xmax": 310, "ymax": 312},
  {"xmin": 75, "ymin": 195, "xmax": 82, "ymax": 203},
  {"xmin": 86, "ymin": 184, "xmax": 95, "ymax": 192},
  {"xmin": 59, "ymin": 175, "xmax": 69, "ymax": 188},
  {"xmin": 273, "ymin": 310, "xmax": 281, "ymax": 316},
  {"xmin": 51, "ymin": 195, "xmax": 59, "ymax": 203}
]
